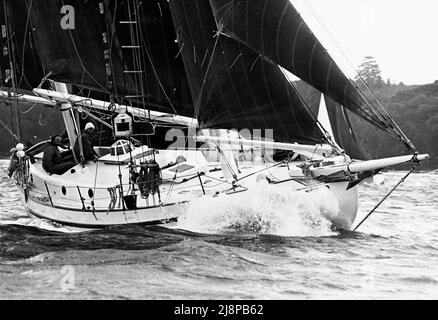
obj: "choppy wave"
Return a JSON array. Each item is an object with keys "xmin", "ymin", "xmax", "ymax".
[{"xmin": 1, "ymin": 163, "xmax": 438, "ymax": 299}]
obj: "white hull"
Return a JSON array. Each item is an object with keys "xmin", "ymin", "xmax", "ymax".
[
  {"xmin": 23, "ymin": 194, "xmax": 182, "ymax": 228},
  {"xmin": 13, "ymin": 148, "xmax": 359, "ymax": 230},
  {"xmin": 19, "ymin": 181, "xmax": 358, "ymax": 230}
]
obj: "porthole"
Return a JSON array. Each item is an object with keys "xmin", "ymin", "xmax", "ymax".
[
  {"xmin": 61, "ymin": 186, "xmax": 67, "ymax": 195},
  {"xmin": 88, "ymin": 188, "xmax": 94, "ymax": 198}
]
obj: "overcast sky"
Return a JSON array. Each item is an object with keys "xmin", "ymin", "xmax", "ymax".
[{"xmin": 290, "ymin": 0, "xmax": 438, "ymax": 85}]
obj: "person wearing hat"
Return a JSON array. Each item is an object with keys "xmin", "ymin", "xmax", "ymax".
[
  {"xmin": 42, "ymin": 135, "xmax": 76, "ymax": 175},
  {"xmin": 7, "ymin": 147, "xmax": 18, "ymax": 178},
  {"xmin": 73, "ymin": 122, "xmax": 98, "ymax": 164}
]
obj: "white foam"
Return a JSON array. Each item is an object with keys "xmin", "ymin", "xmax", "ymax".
[{"xmin": 175, "ymin": 182, "xmax": 339, "ymax": 237}]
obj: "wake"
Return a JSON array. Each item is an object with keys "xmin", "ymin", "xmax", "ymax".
[{"xmin": 175, "ymin": 182, "xmax": 340, "ymax": 237}]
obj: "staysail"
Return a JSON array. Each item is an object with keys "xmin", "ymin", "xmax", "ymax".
[
  {"xmin": 323, "ymin": 96, "xmax": 371, "ymax": 160},
  {"xmin": 24, "ymin": 0, "xmax": 193, "ymax": 117},
  {"xmin": 169, "ymin": 0, "xmax": 327, "ymax": 145},
  {"xmin": 207, "ymin": 0, "xmax": 414, "ymax": 149}
]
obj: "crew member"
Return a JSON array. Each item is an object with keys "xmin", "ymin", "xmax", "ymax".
[
  {"xmin": 74, "ymin": 122, "xmax": 98, "ymax": 163},
  {"xmin": 42, "ymin": 135, "xmax": 75, "ymax": 175}
]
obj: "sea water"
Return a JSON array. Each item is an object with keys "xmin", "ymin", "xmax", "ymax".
[{"xmin": 0, "ymin": 160, "xmax": 437, "ymax": 299}]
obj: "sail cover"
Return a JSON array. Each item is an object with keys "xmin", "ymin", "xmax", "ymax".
[
  {"xmin": 24, "ymin": 0, "xmax": 193, "ymax": 116},
  {"xmin": 169, "ymin": 0, "xmax": 327, "ymax": 144},
  {"xmin": 207, "ymin": 0, "xmax": 411, "ymax": 145}
]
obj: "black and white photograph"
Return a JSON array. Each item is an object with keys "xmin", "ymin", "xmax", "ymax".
[{"xmin": 0, "ymin": 0, "xmax": 437, "ymax": 304}]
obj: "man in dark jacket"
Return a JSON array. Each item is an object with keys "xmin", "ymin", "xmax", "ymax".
[
  {"xmin": 42, "ymin": 135, "xmax": 75, "ymax": 175},
  {"xmin": 73, "ymin": 122, "xmax": 98, "ymax": 164}
]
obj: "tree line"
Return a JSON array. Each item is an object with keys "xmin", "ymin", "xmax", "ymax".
[{"xmin": 296, "ymin": 56, "xmax": 438, "ymax": 170}]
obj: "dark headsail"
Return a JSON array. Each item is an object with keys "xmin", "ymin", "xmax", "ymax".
[
  {"xmin": 169, "ymin": 0, "xmax": 327, "ymax": 144},
  {"xmin": 207, "ymin": 0, "xmax": 414, "ymax": 149},
  {"xmin": 24, "ymin": 0, "xmax": 193, "ymax": 117},
  {"xmin": 324, "ymin": 96, "xmax": 371, "ymax": 160}
]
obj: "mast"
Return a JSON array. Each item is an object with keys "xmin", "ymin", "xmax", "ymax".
[
  {"xmin": 53, "ymin": 82, "xmax": 80, "ymax": 163},
  {"xmin": 2, "ymin": 0, "xmax": 22, "ymax": 142}
]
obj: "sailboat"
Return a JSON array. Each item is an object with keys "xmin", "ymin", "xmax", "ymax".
[{"xmin": 2, "ymin": 0, "xmax": 428, "ymax": 230}]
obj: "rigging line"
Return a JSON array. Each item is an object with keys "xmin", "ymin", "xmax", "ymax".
[
  {"xmin": 92, "ymin": 150, "xmax": 100, "ymax": 203},
  {"xmin": 302, "ymin": 0, "xmax": 411, "ymax": 147},
  {"xmin": 344, "ymin": 72, "xmax": 393, "ymax": 125},
  {"xmin": 126, "ymin": 0, "xmax": 138, "ymax": 97},
  {"xmin": 353, "ymin": 164, "xmax": 419, "ymax": 231},
  {"xmin": 3, "ymin": 78, "xmax": 16, "ymax": 144},
  {"xmin": 0, "ymin": 31, "xmax": 14, "ymax": 49},
  {"xmin": 216, "ymin": 143, "xmax": 237, "ymax": 179},
  {"xmin": 38, "ymin": 105, "xmax": 49, "ymax": 126},
  {"xmin": 302, "ymin": 0, "xmax": 366, "ymax": 83},
  {"xmin": 0, "ymin": 117, "xmax": 19, "ymax": 141},
  {"xmin": 253, "ymin": 51, "xmax": 285, "ymax": 133},
  {"xmin": 59, "ymin": 0, "xmax": 107, "ymax": 93},
  {"xmin": 78, "ymin": 106, "xmax": 113, "ymax": 129},
  {"xmin": 204, "ymin": 10, "xmax": 330, "ymax": 147},
  {"xmin": 230, "ymin": 48, "xmax": 270, "ymax": 130},
  {"xmin": 275, "ymin": 71, "xmax": 304, "ymax": 138},
  {"xmin": 202, "ymin": 173, "xmax": 234, "ymax": 186},
  {"xmin": 21, "ymin": 103, "xmax": 37, "ymax": 114},
  {"xmin": 124, "ymin": 0, "xmax": 143, "ymax": 111},
  {"xmin": 18, "ymin": 0, "xmax": 33, "ymax": 88},
  {"xmin": 349, "ymin": 80, "xmax": 389, "ymax": 124},
  {"xmin": 125, "ymin": 0, "xmax": 159, "ymax": 120},
  {"xmin": 339, "ymin": 105, "xmax": 363, "ymax": 151},
  {"xmin": 141, "ymin": 31, "xmax": 183, "ymax": 122},
  {"xmin": 354, "ymin": 74, "xmax": 416, "ymax": 151},
  {"xmin": 190, "ymin": 2, "xmax": 233, "ymax": 127},
  {"xmin": 4, "ymin": 2, "xmax": 22, "ymax": 141},
  {"xmin": 129, "ymin": 0, "xmax": 144, "ymax": 116},
  {"xmin": 193, "ymin": 24, "xmax": 223, "ymax": 117},
  {"xmin": 115, "ymin": 149, "xmax": 126, "ymax": 211},
  {"xmin": 156, "ymin": 0, "xmax": 175, "ymax": 105},
  {"xmin": 133, "ymin": 0, "xmax": 148, "ymax": 117},
  {"xmin": 106, "ymin": 0, "xmax": 120, "ymax": 99},
  {"xmin": 287, "ymin": 74, "xmax": 339, "ymax": 150},
  {"xmin": 165, "ymin": 160, "xmax": 182, "ymax": 203},
  {"xmin": 235, "ymin": 161, "xmax": 285, "ymax": 183},
  {"xmin": 290, "ymin": 1, "xmax": 385, "ymax": 127}
]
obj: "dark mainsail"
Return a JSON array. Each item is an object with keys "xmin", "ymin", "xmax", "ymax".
[
  {"xmin": 169, "ymin": 0, "xmax": 327, "ymax": 144},
  {"xmin": 207, "ymin": 0, "xmax": 413, "ymax": 148},
  {"xmin": 24, "ymin": 0, "xmax": 193, "ymax": 117},
  {"xmin": 1, "ymin": 0, "xmax": 43, "ymax": 90}
]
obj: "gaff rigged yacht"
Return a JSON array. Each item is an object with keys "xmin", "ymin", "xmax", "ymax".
[{"xmin": 3, "ymin": 0, "xmax": 429, "ymax": 230}]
